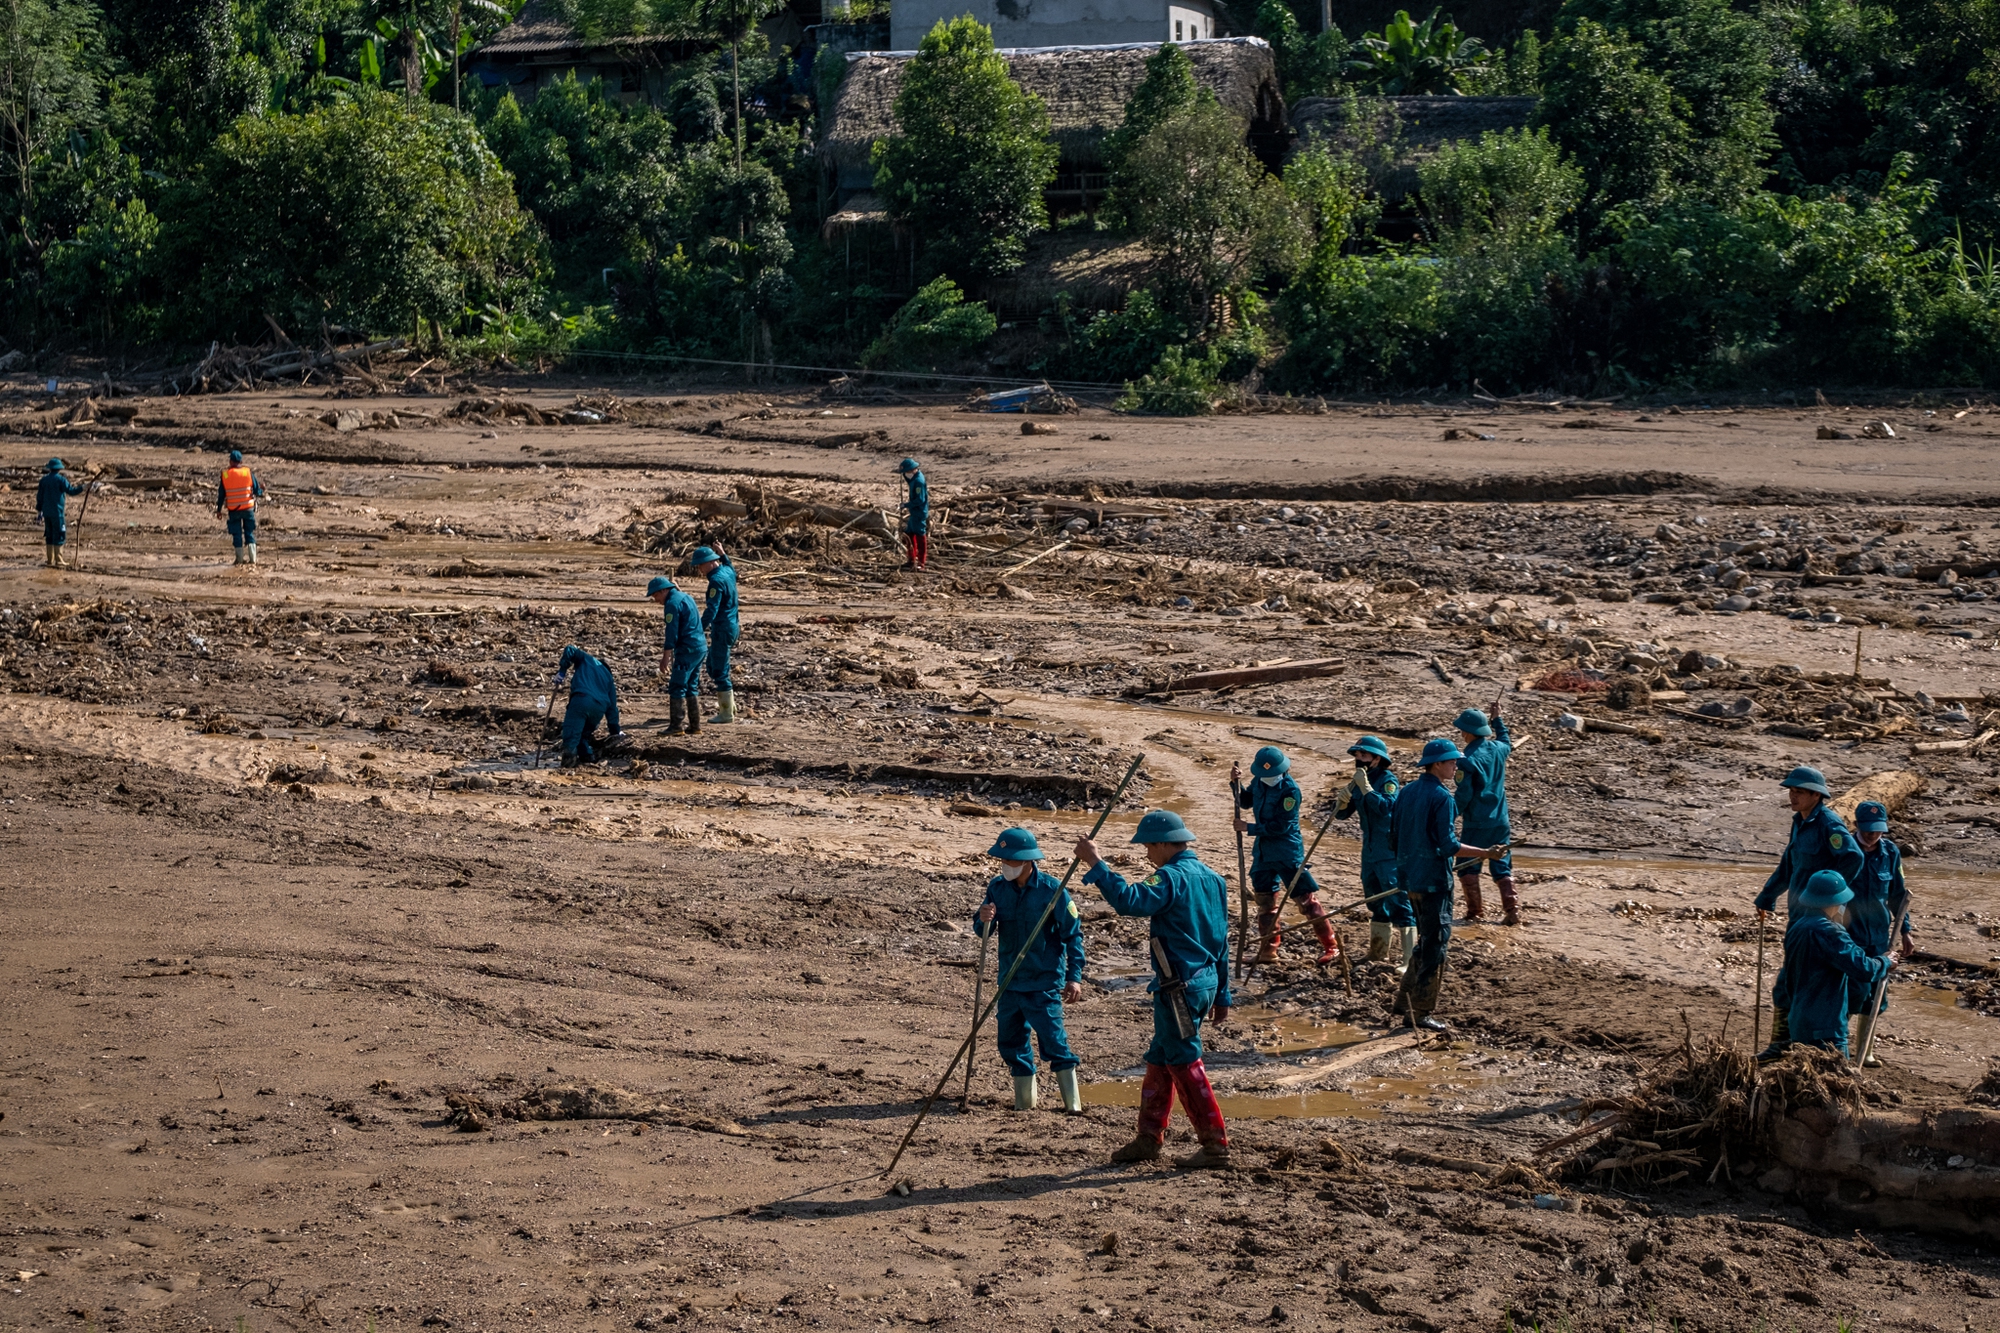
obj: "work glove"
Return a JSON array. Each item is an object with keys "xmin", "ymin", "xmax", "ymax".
[
  {"xmin": 1357, "ymin": 765, "xmax": 1376, "ymax": 794},
  {"xmin": 551, "ymin": 674, "xmax": 566, "ymax": 687}
]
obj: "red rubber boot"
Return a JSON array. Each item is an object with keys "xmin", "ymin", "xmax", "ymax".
[
  {"xmin": 1458, "ymin": 872, "xmax": 1486, "ymax": 923},
  {"xmin": 1496, "ymin": 874, "xmax": 1521, "ymax": 926},
  {"xmin": 1310, "ymin": 912, "xmax": 1340, "ymax": 966},
  {"xmin": 1167, "ymin": 1062, "xmax": 1232, "ymax": 1169},
  {"xmin": 1112, "ymin": 1064, "xmax": 1173, "ymax": 1162}
]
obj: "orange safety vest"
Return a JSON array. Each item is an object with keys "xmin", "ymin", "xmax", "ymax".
[{"xmin": 221, "ymin": 466, "xmax": 256, "ymax": 511}]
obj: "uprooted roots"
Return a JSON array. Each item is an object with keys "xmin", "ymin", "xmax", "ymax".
[{"xmin": 1538, "ymin": 1016, "xmax": 1863, "ymax": 1188}]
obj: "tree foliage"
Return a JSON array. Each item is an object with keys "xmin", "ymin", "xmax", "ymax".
[
  {"xmin": 1113, "ymin": 99, "xmax": 1307, "ymax": 320},
  {"xmin": 160, "ymin": 91, "xmax": 543, "ymax": 339},
  {"xmin": 871, "ymin": 16, "xmax": 1057, "ymax": 279},
  {"xmin": 1344, "ymin": 8, "xmax": 1490, "ymax": 95}
]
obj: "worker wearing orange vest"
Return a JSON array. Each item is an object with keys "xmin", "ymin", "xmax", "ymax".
[{"xmin": 214, "ymin": 450, "xmax": 265, "ymax": 564}]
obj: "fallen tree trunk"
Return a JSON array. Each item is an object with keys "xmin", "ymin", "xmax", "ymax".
[
  {"xmin": 1150, "ymin": 657, "xmax": 1347, "ymax": 694},
  {"xmin": 1830, "ymin": 770, "xmax": 1926, "ymax": 826},
  {"xmin": 734, "ymin": 483, "xmax": 899, "ymax": 545},
  {"xmin": 1912, "ymin": 728, "xmax": 1997, "ymax": 755},
  {"xmin": 1761, "ymin": 1104, "xmax": 2000, "ymax": 1241}
]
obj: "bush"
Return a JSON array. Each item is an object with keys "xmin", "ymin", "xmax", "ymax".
[
  {"xmin": 1112, "ymin": 99, "xmax": 1308, "ymax": 318},
  {"xmin": 871, "ymin": 17, "xmax": 1058, "ymax": 278},
  {"xmin": 1050, "ymin": 289, "xmax": 1194, "ymax": 382},
  {"xmin": 1278, "ymin": 253, "xmax": 1444, "ymax": 388},
  {"xmin": 860, "ymin": 276, "xmax": 997, "ymax": 369},
  {"xmin": 158, "ymin": 92, "xmax": 544, "ymax": 340},
  {"xmin": 1116, "ymin": 344, "xmax": 1230, "ymax": 415},
  {"xmin": 1418, "ymin": 127, "xmax": 1581, "ymax": 248}
]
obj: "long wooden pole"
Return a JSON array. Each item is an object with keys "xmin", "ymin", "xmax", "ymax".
[
  {"xmin": 68, "ymin": 469, "xmax": 101, "ymax": 570},
  {"xmin": 1230, "ymin": 775, "xmax": 1249, "ymax": 981},
  {"xmin": 1752, "ymin": 913, "xmax": 1766, "ymax": 1057},
  {"xmin": 959, "ymin": 928, "xmax": 990, "ymax": 1109},
  {"xmin": 881, "ymin": 754, "xmax": 1144, "ymax": 1180}
]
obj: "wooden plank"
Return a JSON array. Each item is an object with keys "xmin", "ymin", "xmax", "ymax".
[
  {"xmin": 1269, "ymin": 1031, "xmax": 1416, "ymax": 1087},
  {"xmin": 1912, "ymin": 729, "xmax": 1997, "ymax": 755},
  {"xmin": 1164, "ymin": 657, "xmax": 1347, "ymax": 693}
]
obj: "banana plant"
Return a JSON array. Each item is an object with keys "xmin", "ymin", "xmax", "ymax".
[{"xmin": 1345, "ymin": 8, "xmax": 1489, "ymax": 96}]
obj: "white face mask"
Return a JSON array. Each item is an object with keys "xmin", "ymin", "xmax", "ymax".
[
  {"xmin": 1259, "ymin": 775, "xmax": 1281, "ymax": 787},
  {"xmin": 1001, "ymin": 859, "xmax": 1035, "ymax": 882}
]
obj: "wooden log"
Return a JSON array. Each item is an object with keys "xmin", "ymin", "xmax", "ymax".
[
  {"xmin": 1270, "ymin": 1032, "xmax": 1417, "ymax": 1087},
  {"xmin": 1393, "ymin": 1147, "xmax": 1502, "ymax": 1177},
  {"xmin": 1575, "ymin": 715, "xmax": 1664, "ymax": 742},
  {"xmin": 1830, "ymin": 771, "xmax": 1926, "ymax": 826},
  {"xmin": 734, "ymin": 484, "xmax": 897, "ymax": 544},
  {"xmin": 1162, "ymin": 657, "xmax": 1347, "ymax": 693},
  {"xmin": 1912, "ymin": 729, "xmax": 1997, "ymax": 755},
  {"xmin": 1910, "ymin": 560, "xmax": 2000, "ymax": 582}
]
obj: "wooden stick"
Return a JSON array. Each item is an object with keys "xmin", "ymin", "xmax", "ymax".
[
  {"xmin": 960, "ymin": 927, "xmax": 990, "ymax": 1110},
  {"xmin": 1000, "ymin": 538, "xmax": 1071, "ymax": 578},
  {"xmin": 1231, "ymin": 775, "xmax": 1249, "ymax": 981},
  {"xmin": 1752, "ymin": 912, "xmax": 1766, "ymax": 1058},
  {"xmin": 880, "ymin": 753, "xmax": 1144, "ymax": 1180},
  {"xmin": 68, "ymin": 469, "xmax": 102, "ymax": 570}
]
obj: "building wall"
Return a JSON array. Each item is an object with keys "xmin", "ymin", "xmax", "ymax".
[{"xmin": 889, "ymin": 0, "xmax": 1213, "ymax": 52}]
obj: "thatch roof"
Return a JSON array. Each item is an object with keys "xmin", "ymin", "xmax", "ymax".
[
  {"xmin": 822, "ymin": 38, "xmax": 1282, "ymax": 175},
  {"xmin": 1290, "ymin": 94, "xmax": 1538, "ymax": 197}
]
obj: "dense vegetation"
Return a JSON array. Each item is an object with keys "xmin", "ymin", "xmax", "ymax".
[{"xmin": 6, "ymin": 0, "xmax": 2000, "ymax": 397}]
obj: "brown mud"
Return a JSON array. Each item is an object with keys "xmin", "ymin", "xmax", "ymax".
[{"xmin": 3, "ymin": 375, "xmax": 1999, "ymax": 1332}]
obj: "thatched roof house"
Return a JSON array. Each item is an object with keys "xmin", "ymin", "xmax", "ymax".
[
  {"xmin": 821, "ymin": 37, "xmax": 1284, "ymax": 212},
  {"xmin": 1290, "ymin": 94, "xmax": 1538, "ymax": 198}
]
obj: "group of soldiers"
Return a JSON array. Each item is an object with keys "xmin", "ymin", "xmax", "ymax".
[{"xmin": 972, "ymin": 740, "xmax": 1919, "ymax": 1170}]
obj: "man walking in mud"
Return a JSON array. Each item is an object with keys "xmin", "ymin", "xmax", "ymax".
[
  {"xmin": 1753, "ymin": 765, "xmax": 1865, "ymax": 1059},
  {"xmin": 1334, "ymin": 735, "xmax": 1413, "ymax": 970},
  {"xmin": 1451, "ymin": 703, "xmax": 1517, "ymax": 925},
  {"xmin": 1392, "ymin": 739, "xmax": 1505, "ymax": 1032},
  {"xmin": 35, "ymin": 458, "xmax": 85, "ymax": 568},
  {"xmin": 1075, "ymin": 812, "xmax": 1234, "ymax": 1169},
  {"xmin": 215, "ymin": 449, "xmax": 265, "ymax": 565},
  {"xmin": 691, "ymin": 545, "xmax": 739, "ymax": 724},
  {"xmin": 973, "ymin": 827, "xmax": 1086, "ymax": 1113},
  {"xmin": 647, "ymin": 574, "xmax": 707, "ymax": 736},
  {"xmin": 897, "ymin": 456, "xmax": 929, "ymax": 572},
  {"xmin": 1232, "ymin": 745, "xmax": 1341, "ymax": 966}
]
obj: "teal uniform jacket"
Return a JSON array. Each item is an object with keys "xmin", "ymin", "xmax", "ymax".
[
  {"xmin": 1237, "ymin": 775, "xmax": 1306, "ymax": 869},
  {"xmin": 702, "ymin": 562, "xmax": 740, "ymax": 643},
  {"xmin": 974, "ymin": 870, "xmax": 1085, "ymax": 994},
  {"xmin": 1453, "ymin": 717, "xmax": 1511, "ymax": 843},
  {"xmin": 902, "ymin": 470, "xmax": 929, "ymax": 535},
  {"xmin": 1391, "ymin": 772, "xmax": 1460, "ymax": 896},
  {"xmin": 1755, "ymin": 803, "xmax": 1864, "ymax": 921},
  {"xmin": 660, "ymin": 587, "xmax": 706, "ymax": 655},
  {"xmin": 1333, "ymin": 767, "xmax": 1399, "ymax": 870},
  {"xmin": 1084, "ymin": 851, "xmax": 1232, "ymax": 1010},
  {"xmin": 557, "ymin": 646, "xmax": 619, "ymax": 718},
  {"xmin": 1772, "ymin": 914, "xmax": 1892, "ymax": 1051},
  {"xmin": 1849, "ymin": 838, "xmax": 1910, "ymax": 959},
  {"xmin": 36, "ymin": 471, "xmax": 83, "ymax": 523}
]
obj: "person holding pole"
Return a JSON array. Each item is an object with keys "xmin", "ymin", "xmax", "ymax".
[
  {"xmin": 1391, "ymin": 739, "xmax": 1505, "ymax": 1032},
  {"xmin": 35, "ymin": 458, "xmax": 85, "ymax": 568},
  {"xmin": 972, "ymin": 827, "xmax": 1086, "ymax": 1113},
  {"xmin": 1770, "ymin": 870, "xmax": 1895, "ymax": 1060},
  {"xmin": 1232, "ymin": 745, "xmax": 1341, "ymax": 966},
  {"xmin": 1076, "ymin": 811, "xmax": 1234, "ymax": 1170},
  {"xmin": 1752, "ymin": 766, "xmax": 1864, "ymax": 1060},
  {"xmin": 1845, "ymin": 800, "xmax": 1913, "ymax": 1067},
  {"xmin": 897, "ymin": 457, "xmax": 929, "ymax": 572},
  {"xmin": 1333, "ymin": 735, "xmax": 1413, "ymax": 971},
  {"xmin": 1451, "ymin": 703, "xmax": 1517, "ymax": 925},
  {"xmin": 647, "ymin": 574, "xmax": 707, "ymax": 736},
  {"xmin": 691, "ymin": 545, "xmax": 740, "ymax": 724},
  {"xmin": 215, "ymin": 449, "xmax": 266, "ymax": 565}
]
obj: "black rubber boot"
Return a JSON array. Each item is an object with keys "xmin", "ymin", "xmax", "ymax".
[
  {"xmin": 668, "ymin": 697, "xmax": 686, "ymax": 736},
  {"xmin": 1755, "ymin": 1008, "xmax": 1791, "ymax": 1063},
  {"xmin": 684, "ymin": 700, "xmax": 702, "ymax": 736}
]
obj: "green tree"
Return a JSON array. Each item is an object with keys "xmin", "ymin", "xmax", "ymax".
[
  {"xmin": 871, "ymin": 16, "xmax": 1057, "ymax": 279},
  {"xmin": 158, "ymin": 91, "xmax": 544, "ymax": 339},
  {"xmin": 1111, "ymin": 98, "xmax": 1307, "ymax": 320},
  {"xmin": 680, "ymin": 0, "xmax": 786, "ymax": 167},
  {"xmin": 1418, "ymin": 126, "xmax": 1581, "ymax": 249},
  {"xmin": 1103, "ymin": 40, "xmax": 1206, "ymax": 173},
  {"xmin": 1253, "ymin": 0, "xmax": 1344, "ymax": 102},
  {"xmin": 481, "ymin": 72, "xmax": 676, "ymax": 272},
  {"xmin": 1559, "ymin": 0, "xmax": 1776, "ymax": 208},
  {"xmin": 1535, "ymin": 19, "xmax": 1683, "ymax": 218},
  {"xmin": 1344, "ymin": 8, "xmax": 1490, "ymax": 95}
]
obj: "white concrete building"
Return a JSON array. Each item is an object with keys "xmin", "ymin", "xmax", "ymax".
[{"xmin": 889, "ymin": 0, "xmax": 1220, "ymax": 54}]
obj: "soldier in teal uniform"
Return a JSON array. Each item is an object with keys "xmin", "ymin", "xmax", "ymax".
[
  {"xmin": 647, "ymin": 574, "xmax": 708, "ymax": 736},
  {"xmin": 1076, "ymin": 811, "xmax": 1234, "ymax": 1169},
  {"xmin": 692, "ymin": 545, "xmax": 740, "ymax": 724},
  {"xmin": 1451, "ymin": 705, "xmax": 1518, "ymax": 925},
  {"xmin": 973, "ymin": 827, "xmax": 1086, "ymax": 1112},
  {"xmin": 1334, "ymin": 735, "xmax": 1414, "ymax": 970},
  {"xmin": 1846, "ymin": 800, "xmax": 1914, "ymax": 1067},
  {"xmin": 1232, "ymin": 745, "xmax": 1341, "ymax": 966},
  {"xmin": 1753, "ymin": 766, "xmax": 1865, "ymax": 1059},
  {"xmin": 1769, "ymin": 870, "xmax": 1896, "ymax": 1060}
]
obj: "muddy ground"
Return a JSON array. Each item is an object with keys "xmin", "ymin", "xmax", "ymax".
[{"xmin": 3, "ymin": 373, "xmax": 1999, "ymax": 1333}]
